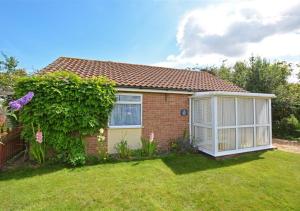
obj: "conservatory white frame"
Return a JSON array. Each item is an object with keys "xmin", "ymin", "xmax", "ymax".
[{"xmin": 189, "ymin": 91, "xmax": 276, "ymax": 157}]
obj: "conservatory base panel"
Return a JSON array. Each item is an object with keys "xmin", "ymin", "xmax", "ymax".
[{"xmin": 197, "ymin": 145, "xmax": 274, "ymax": 157}]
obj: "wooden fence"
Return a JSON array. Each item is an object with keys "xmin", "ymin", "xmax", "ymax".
[{"xmin": 0, "ymin": 128, "xmax": 25, "ymax": 169}]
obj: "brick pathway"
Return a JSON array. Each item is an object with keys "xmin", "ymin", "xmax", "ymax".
[{"xmin": 273, "ymin": 138, "xmax": 300, "ymax": 154}]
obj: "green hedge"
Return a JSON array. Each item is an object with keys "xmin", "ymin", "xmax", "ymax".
[{"xmin": 14, "ymin": 71, "xmax": 116, "ymax": 165}]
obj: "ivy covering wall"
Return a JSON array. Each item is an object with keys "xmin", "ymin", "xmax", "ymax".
[{"xmin": 14, "ymin": 71, "xmax": 116, "ymax": 165}]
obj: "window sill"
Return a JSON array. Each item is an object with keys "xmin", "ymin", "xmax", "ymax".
[{"xmin": 108, "ymin": 126, "xmax": 143, "ymax": 129}]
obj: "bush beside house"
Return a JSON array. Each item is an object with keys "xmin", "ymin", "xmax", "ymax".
[{"xmin": 14, "ymin": 71, "xmax": 116, "ymax": 165}]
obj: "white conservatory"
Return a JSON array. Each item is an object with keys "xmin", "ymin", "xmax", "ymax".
[{"xmin": 189, "ymin": 91, "xmax": 275, "ymax": 157}]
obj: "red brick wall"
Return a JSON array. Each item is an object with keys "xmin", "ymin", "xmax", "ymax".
[
  {"xmin": 142, "ymin": 92, "xmax": 191, "ymax": 150},
  {"xmin": 84, "ymin": 92, "xmax": 191, "ymax": 155},
  {"xmin": 84, "ymin": 130, "xmax": 108, "ymax": 156}
]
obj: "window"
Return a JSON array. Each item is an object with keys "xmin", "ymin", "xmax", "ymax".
[
  {"xmin": 109, "ymin": 94, "xmax": 142, "ymax": 127},
  {"xmin": 238, "ymin": 127, "xmax": 254, "ymax": 149},
  {"xmin": 218, "ymin": 128, "xmax": 236, "ymax": 151},
  {"xmin": 193, "ymin": 126, "xmax": 212, "ymax": 151},
  {"xmin": 216, "ymin": 96, "xmax": 271, "ymax": 152},
  {"xmin": 256, "ymin": 126, "xmax": 270, "ymax": 146},
  {"xmin": 256, "ymin": 99, "xmax": 269, "ymax": 124},
  {"xmin": 237, "ymin": 98, "xmax": 254, "ymax": 125},
  {"xmin": 218, "ymin": 97, "xmax": 235, "ymax": 126},
  {"xmin": 193, "ymin": 98, "xmax": 211, "ymax": 125}
]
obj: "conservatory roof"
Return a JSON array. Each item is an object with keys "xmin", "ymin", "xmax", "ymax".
[
  {"xmin": 192, "ymin": 91, "xmax": 275, "ymax": 98},
  {"xmin": 41, "ymin": 57, "xmax": 246, "ymax": 92}
]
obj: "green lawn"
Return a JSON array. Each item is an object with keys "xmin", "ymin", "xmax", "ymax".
[{"xmin": 1, "ymin": 151, "xmax": 300, "ymax": 210}]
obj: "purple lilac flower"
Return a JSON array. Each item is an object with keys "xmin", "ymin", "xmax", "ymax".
[
  {"xmin": 9, "ymin": 92, "xmax": 34, "ymax": 111},
  {"xmin": 9, "ymin": 101, "xmax": 22, "ymax": 110}
]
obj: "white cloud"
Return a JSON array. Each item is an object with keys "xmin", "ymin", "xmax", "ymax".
[{"xmin": 156, "ymin": 0, "xmax": 300, "ymax": 83}]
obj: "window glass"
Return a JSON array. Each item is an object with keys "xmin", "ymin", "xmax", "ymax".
[
  {"xmin": 218, "ymin": 128, "xmax": 236, "ymax": 151},
  {"xmin": 110, "ymin": 104, "xmax": 141, "ymax": 126},
  {"xmin": 218, "ymin": 97, "xmax": 235, "ymax": 126},
  {"xmin": 193, "ymin": 126, "xmax": 212, "ymax": 151},
  {"xmin": 193, "ymin": 98, "xmax": 211, "ymax": 125},
  {"xmin": 117, "ymin": 95, "xmax": 141, "ymax": 102},
  {"xmin": 237, "ymin": 98, "xmax": 254, "ymax": 125},
  {"xmin": 256, "ymin": 99, "xmax": 269, "ymax": 124},
  {"xmin": 238, "ymin": 127, "xmax": 254, "ymax": 149},
  {"xmin": 110, "ymin": 94, "xmax": 142, "ymax": 126},
  {"xmin": 256, "ymin": 126, "xmax": 270, "ymax": 146}
]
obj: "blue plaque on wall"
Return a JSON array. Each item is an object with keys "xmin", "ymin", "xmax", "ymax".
[{"xmin": 180, "ymin": 109, "xmax": 188, "ymax": 116}]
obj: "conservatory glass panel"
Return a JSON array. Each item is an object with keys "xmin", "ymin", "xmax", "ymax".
[
  {"xmin": 256, "ymin": 99, "xmax": 269, "ymax": 124},
  {"xmin": 193, "ymin": 126, "xmax": 212, "ymax": 151},
  {"xmin": 238, "ymin": 127, "xmax": 254, "ymax": 149},
  {"xmin": 218, "ymin": 97, "xmax": 235, "ymax": 126},
  {"xmin": 237, "ymin": 98, "xmax": 254, "ymax": 125},
  {"xmin": 193, "ymin": 98, "xmax": 211, "ymax": 125},
  {"xmin": 256, "ymin": 126, "xmax": 270, "ymax": 146},
  {"xmin": 218, "ymin": 128, "xmax": 236, "ymax": 151}
]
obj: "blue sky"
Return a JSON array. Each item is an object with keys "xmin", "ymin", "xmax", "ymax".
[
  {"xmin": 1, "ymin": 0, "xmax": 299, "ymax": 82},
  {"xmin": 0, "ymin": 0, "xmax": 210, "ymax": 71}
]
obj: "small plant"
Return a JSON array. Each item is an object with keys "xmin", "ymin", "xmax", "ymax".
[
  {"xmin": 115, "ymin": 137, "xmax": 131, "ymax": 159},
  {"xmin": 170, "ymin": 129, "xmax": 193, "ymax": 153},
  {"xmin": 97, "ymin": 128, "xmax": 108, "ymax": 160},
  {"xmin": 29, "ymin": 123, "xmax": 45, "ymax": 164},
  {"xmin": 141, "ymin": 132, "xmax": 157, "ymax": 157}
]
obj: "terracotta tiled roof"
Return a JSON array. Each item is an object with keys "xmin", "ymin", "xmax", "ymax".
[{"xmin": 41, "ymin": 57, "xmax": 245, "ymax": 92}]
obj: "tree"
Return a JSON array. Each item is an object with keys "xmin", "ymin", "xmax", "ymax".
[
  {"xmin": 272, "ymin": 84, "xmax": 300, "ymax": 121},
  {"xmin": 0, "ymin": 52, "xmax": 19, "ymax": 73},
  {"xmin": 0, "ymin": 53, "xmax": 27, "ymax": 92},
  {"xmin": 233, "ymin": 56, "xmax": 292, "ymax": 93},
  {"xmin": 217, "ymin": 62, "xmax": 233, "ymax": 82},
  {"xmin": 232, "ymin": 61, "xmax": 249, "ymax": 89},
  {"xmin": 210, "ymin": 56, "xmax": 292, "ymax": 93}
]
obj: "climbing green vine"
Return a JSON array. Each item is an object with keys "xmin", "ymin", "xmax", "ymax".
[{"xmin": 14, "ymin": 71, "xmax": 116, "ymax": 165}]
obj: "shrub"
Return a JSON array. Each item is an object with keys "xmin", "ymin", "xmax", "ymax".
[
  {"xmin": 273, "ymin": 114, "xmax": 300, "ymax": 137},
  {"xmin": 115, "ymin": 138, "xmax": 131, "ymax": 159},
  {"xmin": 14, "ymin": 71, "xmax": 116, "ymax": 166},
  {"xmin": 141, "ymin": 132, "xmax": 157, "ymax": 157},
  {"xmin": 170, "ymin": 129, "xmax": 193, "ymax": 153}
]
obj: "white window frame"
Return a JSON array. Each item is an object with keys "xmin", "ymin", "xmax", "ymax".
[
  {"xmin": 215, "ymin": 96, "xmax": 272, "ymax": 154},
  {"xmin": 191, "ymin": 92, "xmax": 274, "ymax": 157},
  {"xmin": 108, "ymin": 93, "xmax": 143, "ymax": 129}
]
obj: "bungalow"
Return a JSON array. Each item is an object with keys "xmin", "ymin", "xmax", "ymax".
[{"xmin": 42, "ymin": 57, "xmax": 275, "ymax": 157}]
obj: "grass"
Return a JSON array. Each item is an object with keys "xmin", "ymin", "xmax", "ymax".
[{"xmin": 1, "ymin": 150, "xmax": 300, "ymax": 210}]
